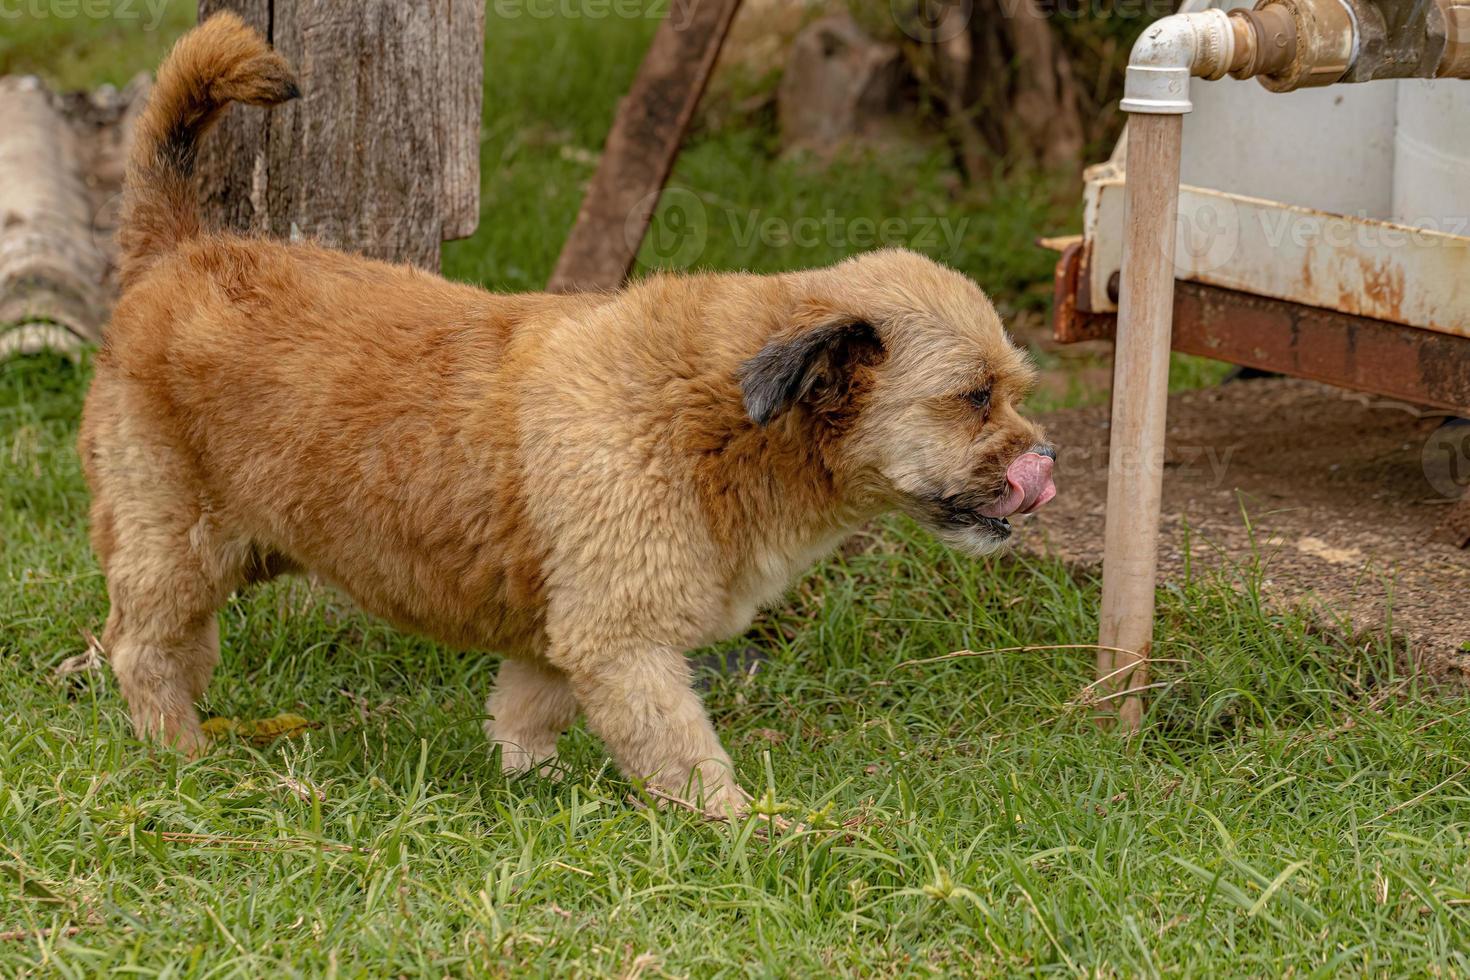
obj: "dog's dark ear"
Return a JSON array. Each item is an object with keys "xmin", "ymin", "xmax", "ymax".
[{"xmin": 739, "ymin": 316, "xmax": 884, "ymax": 426}]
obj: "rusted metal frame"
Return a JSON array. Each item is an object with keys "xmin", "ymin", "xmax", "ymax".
[
  {"xmin": 547, "ymin": 0, "xmax": 743, "ymax": 293},
  {"xmin": 1078, "ymin": 174, "xmax": 1470, "ymax": 339},
  {"xmin": 1444, "ymin": 495, "xmax": 1470, "ymax": 548},
  {"xmin": 1053, "ymin": 243, "xmax": 1470, "ymax": 418},
  {"xmin": 1051, "ymin": 242, "xmax": 1115, "ymax": 342}
]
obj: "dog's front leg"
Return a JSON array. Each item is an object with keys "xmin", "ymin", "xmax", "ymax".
[{"xmin": 552, "ymin": 640, "xmax": 750, "ymax": 818}]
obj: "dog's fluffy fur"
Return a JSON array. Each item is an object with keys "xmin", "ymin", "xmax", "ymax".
[{"xmin": 81, "ymin": 14, "xmax": 1051, "ymax": 814}]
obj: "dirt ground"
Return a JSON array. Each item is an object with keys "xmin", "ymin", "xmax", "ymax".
[{"xmin": 1024, "ymin": 377, "xmax": 1470, "ymax": 679}]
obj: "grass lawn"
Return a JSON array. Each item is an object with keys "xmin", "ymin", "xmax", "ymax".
[{"xmin": 4, "ymin": 4, "xmax": 1470, "ymax": 977}]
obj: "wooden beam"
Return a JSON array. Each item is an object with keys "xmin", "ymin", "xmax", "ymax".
[
  {"xmin": 1096, "ymin": 113, "xmax": 1184, "ymax": 733},
  {"xmin": 547, "ymin": 0, "xmax": 742, "ymax": 293}
]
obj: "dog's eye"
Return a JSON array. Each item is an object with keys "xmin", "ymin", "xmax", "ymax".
[{"xmin": 964, "ymin": 387, "xmax": 992, "ymax": 414}]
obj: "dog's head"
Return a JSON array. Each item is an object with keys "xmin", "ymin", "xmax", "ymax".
[{"xmin": 740, "ymin": 249, "xmax": 1055, "ymax": 555}]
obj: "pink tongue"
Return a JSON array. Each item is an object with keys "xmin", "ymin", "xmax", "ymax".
[{"xmin": 979, "ymin": 453, "xmax": 1056, "ymax": 518}]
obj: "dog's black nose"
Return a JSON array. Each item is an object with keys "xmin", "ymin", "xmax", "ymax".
[{"xmin": 1032, "ymin": 445, "xmax": 1057, "ymax": 461}]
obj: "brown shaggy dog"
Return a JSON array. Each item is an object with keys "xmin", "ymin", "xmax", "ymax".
[{"xmin": 80, "ymin": 14, "xmax": 1056, "ymax": 816}]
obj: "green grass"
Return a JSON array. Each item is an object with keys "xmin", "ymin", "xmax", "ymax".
[
  {"xmin": 3, "ymin": 3, "xmax": 1466, "ymax": 977},
  {"xmin": 0, "ymin": 0, "xmax": 195, "ymax": 91},
  {"xmin": 7, "ymin": 352, "xmax": 1470, "ymax": 976}
]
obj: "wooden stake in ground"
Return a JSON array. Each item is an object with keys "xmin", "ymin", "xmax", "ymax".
[
  {"xmin": 547, "ymin": 0, "xmax": 742, "ymax": 293},
  {"xmin": 1097, "ymin": 114, "xmax": 1184, "ymax": 732},
  {"xmin": 0, "ymin": 77, "xmax": 108, "ymax": 358},
  {"xmin": 196, "ymin": 0, "xmax": 485, "ymax": 270}
]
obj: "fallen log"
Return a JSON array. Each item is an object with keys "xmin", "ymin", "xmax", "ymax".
[{"xmin": 0, "ymin": 76, "xmax": 108, "ymax": 358}]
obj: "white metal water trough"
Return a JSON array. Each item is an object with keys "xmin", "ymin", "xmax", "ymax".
[{"xmin": 1052, "ymin": 0, "xmax": 1470, "ymax": 727}]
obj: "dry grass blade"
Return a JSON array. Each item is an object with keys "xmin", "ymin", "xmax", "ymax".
[
  {"xmin": 619, "ymin": 951, "xmax": 661, "ymax": 980},
  {"xmin": 0, "ymin": 925, "xmax": 84, "ymax": 943},
  {"xmin": 1409, "ymin": 702, "xmax": 1470, "ymax": 736},
  {"xmin": 1080, "ymin": 681, "xmax": 1175, "ymax": 708},
  {"xmin": 1365, "ymin": 764, "xmax": 1470, "ymax": 825},
  {"xmin": 894, "ymin": 644, "xmax": 1185, "ymax": 671},
  {"xmin": 52, "ymin": 630, "xmax": 106, "ymax": 679},
  {"xmin": 124, "ymin": 831, "xmax": 364, "ymax": 854}
]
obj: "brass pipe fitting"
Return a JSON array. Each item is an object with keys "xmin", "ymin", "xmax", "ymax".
[
  {"xmin": 1434, "ymin": 0, "xmax": 1470, "ymax": 76},
  {"xmin": 1252, "ymin": 0, "xmax": 1356, "ymax": 92},
  {"xmin": 1228, "ymin": 4, "xmax": 1299, "ymax": 78}
]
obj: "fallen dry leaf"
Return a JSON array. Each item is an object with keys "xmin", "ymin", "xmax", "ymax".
[{"xmin": 202, "ymin": 712, "xmax": 316, "ymax": 744}]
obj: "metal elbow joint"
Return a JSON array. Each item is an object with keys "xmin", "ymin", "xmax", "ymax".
[{"xmin": 1121, "ymin": 8, "xmax": 1239, "ymax": 114}]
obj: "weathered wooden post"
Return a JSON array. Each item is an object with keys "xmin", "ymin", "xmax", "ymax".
[
  {"xmin": 196, "ymin": 0, "xmax": 485, "ymax": 269},
  {"xmin": 548, "ymin": 0, "xmax": 742, "ymax": 293}
]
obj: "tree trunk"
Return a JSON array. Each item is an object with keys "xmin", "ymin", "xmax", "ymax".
[
  {"xmin": 197, "ymin": 0, "xmax": 485, "ymax": 270},
  {"xmin": 899, "ymin": 0, "xmax": 1084, "ymax": 179}
]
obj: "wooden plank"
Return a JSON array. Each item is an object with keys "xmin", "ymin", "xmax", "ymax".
[
  {"xmin": 547, "ymin": 0, "xmax": 742, "ymax": 293},
  {"xmin": 196, "ymin": 0, "xmax": 272, "ymax": 236},
  {"xmin": 267, "ymin": 1, "xmax": 443, "ymax": 267},
  {"xmin": 437, "ymin": 0, "xmax": 487, "ymax": 241},
  {"xmin": 1096, "ymin": 113, "xmax": 1184, "ymax": 733}
]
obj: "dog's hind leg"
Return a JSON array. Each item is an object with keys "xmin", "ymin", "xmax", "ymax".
[
  {"xmin": 485, "ymin": 656, "xmax": 579, "ymax": 777},
  {"xmin": 105, "ymin": 604, "xmax": 220, "ymax": 757},
  {"xmin": 101, "ymin": 514, "xmax": 239, "ymax": 756},
  {"xmin": 89, "ymin": 442, "xmax": 241, "ymax": 757}
]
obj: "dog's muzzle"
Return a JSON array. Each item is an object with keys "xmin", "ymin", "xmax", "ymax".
[
  {"xmin": 919, "ymin": 446, "xmax": 1057, "ymax": 544},
  {"xmin": 978, "ymin": 447, "xmax": 1056, "ymax": 519}
]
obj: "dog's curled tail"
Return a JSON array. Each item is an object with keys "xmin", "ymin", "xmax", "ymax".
[{"xmin": 118, "ymin": 12, "xmax": 298, "ymax": 289}]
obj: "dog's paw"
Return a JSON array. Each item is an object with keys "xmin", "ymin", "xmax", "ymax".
[
  {"xmin": 491, "ymin": 740, "xmax": 562, "ymax": 780},
  {"xmin": 697, "ymin": 781, "xmax": 754, "ymax": 822}
]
